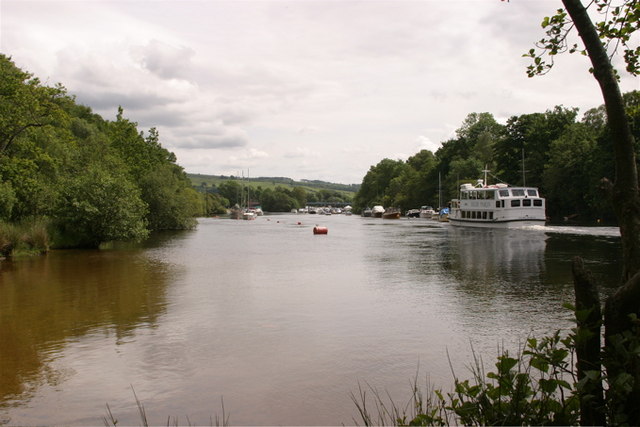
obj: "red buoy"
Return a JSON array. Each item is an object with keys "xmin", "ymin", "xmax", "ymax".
[{"xmin": 313, "ymin": 226, "xmax": 328, "ymax": 235}]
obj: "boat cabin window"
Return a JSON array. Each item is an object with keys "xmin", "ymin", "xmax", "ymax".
[
  {"xmin": 499, "ymin": 189, "xmax": 509, "ymax": 197},
  {"xmin": 523, "ymin": 199, "xmax": 532, "ymax": 207},
  {"xmin": 511, "ymin": 200, "xmax": 521, "ymax": 207},
  {"xmin": 527, "ymin": 189, "xmax": 538, "ymax": 197},
  {"xmin": 534, "ymin": 199, "xmax": 543, "ymax": 207},
  {"xmin": 511, "ymin": 189, "xmax": 525, "ymax": 197},
  {"xmin": 484, "ymin": 190, "xmax": 495, "ymax": 200}
]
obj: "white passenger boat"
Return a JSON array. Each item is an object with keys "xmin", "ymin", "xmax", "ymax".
[{"xmin": 449, "ymin": 178, "xmax": 546, "ymax": 228}]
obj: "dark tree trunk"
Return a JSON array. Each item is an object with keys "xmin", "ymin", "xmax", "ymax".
[
  {"xmin": 572, "ymin": 257, "xmax": 605, "ymax": 426},
  {"xmin": 562, "ymin": 0, "xmax": 640, "ymax": 423}
]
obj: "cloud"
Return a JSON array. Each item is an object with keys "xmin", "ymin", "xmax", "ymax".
[
  {"xmin": 132, "ymin": 39, "xmax": 195, "ymax": 80},
  {"xmin": 167, "ymin": 125, "xmax": 249, "ymax": 149},
  {"xmin": 416, "ymin": 136, "xmax": 442, "ymax": 154},
  {"xmin": 283, "ymin": 146, "xmax": 321, "ymax": 159},
  {"xmin": 3, "ymin": 0, "xmax": 638, "ymax": 185}
]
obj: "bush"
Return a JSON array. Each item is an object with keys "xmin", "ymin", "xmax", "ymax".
[
  {"xmin": 352, "ymin": 331, "xmax": 580, "ymax": 426},
  {"xmin": 0, "ymin": 217, "xmax": 50, "ymax": 257},
  {"xmin": 53, "ymin": 167, "xmax": 148, "ymax": 248}
]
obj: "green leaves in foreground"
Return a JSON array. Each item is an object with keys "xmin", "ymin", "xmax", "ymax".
[
  {"xmin": 353, "ymin": 331, "xmax": 580, "ymax": 426},
  {"xmin": 445, "ymin": 333, "xmax": 578, "ymax": 426}
]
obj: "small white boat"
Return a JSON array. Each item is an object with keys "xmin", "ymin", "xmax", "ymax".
[
  {"xmin": 243, "ymin": 209, "xmax": 257, "ymax": 220},
  {"xmin": 449, "ymin": 178, "xmax": 546, "ymax": 228},
  {"xmin": 371, "ymin": 205, "xmax": 384, "ymax": 218},
  {"xmin": 419, "ymin": 206, "xmax": 435, "ymax": 219}
]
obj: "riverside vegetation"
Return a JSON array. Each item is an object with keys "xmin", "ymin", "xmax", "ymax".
[{"xmin": 0, "ymin": 54, "xmax": 206, "ymax": 254}]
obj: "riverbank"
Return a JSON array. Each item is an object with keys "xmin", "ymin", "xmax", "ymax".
[{"xmin": 0, "ymin": 219, "xmax": 49, "ymax": 258}]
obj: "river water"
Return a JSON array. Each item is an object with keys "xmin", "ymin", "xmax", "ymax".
[{"xmin": 0, "ymin": 215, "xmax": 621, "ymax": 425}]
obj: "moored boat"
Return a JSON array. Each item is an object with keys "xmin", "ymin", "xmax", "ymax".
[
  {"xmin": 371, "ymin": 205, "xmax": 384, "ymax": 218},
  {"xmin": 449, "ymin": 178, "xmax": 546, "ymax": 228},
  {"xmin": 419, "ymin": 205, "xmax": 435, "ymax": 219},
  {"xmin": 406, "ymin": 209, "xmax": 421, "ymax": 218},
  {"xmin": 382, "ymin": 208, "xmax": 401, "ymax": 219}
]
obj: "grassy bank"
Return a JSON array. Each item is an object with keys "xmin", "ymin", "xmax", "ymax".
[{"xmin": 0, "ymin": 218, "xmax": 50, "ymax": 258}]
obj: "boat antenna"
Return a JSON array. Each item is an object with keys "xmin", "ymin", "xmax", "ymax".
[{"xmin": 482, "ymin": 165, "xmax": 489, "ymax": 187}]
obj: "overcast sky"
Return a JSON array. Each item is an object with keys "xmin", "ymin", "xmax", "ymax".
[{"xmin": 1, "ymin": 0, "xmax": 637, "ymax": 184}]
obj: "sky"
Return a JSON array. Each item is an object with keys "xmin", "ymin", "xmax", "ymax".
[{"xmin": 1, "ymin": 0, "xmax": 637, "ymax": 184}]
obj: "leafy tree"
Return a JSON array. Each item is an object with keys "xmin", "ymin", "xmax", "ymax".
[
  {"xmin": 140, "ymin": 164, "xmax": 198, "ymax": 230},
  {"xmin": 218, "ymin": 180, "xmax": 243, "ymax": 206},
  {"xmin": 291, "ymin": 186, "xmax": 307, "ymax": 207},
  {"xmin": 543, "ymin": 122, "xmax": 598, "ymax": 219},
  {"xmin": 261, "ymin": 187, "xmax": 298, "ymax": 212},
  {"xmin": 494, "ymin": 107, "xmax": 577, "ymax": 189},
  {"xmin": 54, "ymin": 165, "xmax": 148, "ymax": 248},
  {"xmin": 527, "ymin": 0, "xmax": 639, "ymax": 423},
  {"xmin": 354, "ymin": 158, "xmax": 407, "ymax": 210},
  {"xmin": 203, "ymin": 193, "xmax": 229, "ymax": 216},
  {"xmin": 0, "ymin": 181, "xmax": 16, "ymax": 220},
  {"xmin": 0, "ymin": 55, "xmax": 67, "ymax": 155}
]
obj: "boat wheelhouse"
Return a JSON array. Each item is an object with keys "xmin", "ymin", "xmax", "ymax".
[{"xmin": 449, "ymin": 180, "xmax": 546, "ymax": 228}]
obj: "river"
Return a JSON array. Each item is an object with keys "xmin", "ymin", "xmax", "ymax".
[{"xmin": 0, "ymin": 215, "xmax": 621, "ymax": 425}]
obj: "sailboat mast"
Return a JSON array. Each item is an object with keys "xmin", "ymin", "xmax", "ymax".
[{"xmin": 438, "ymin": 171, "xmax": 442, "ymax": 209}]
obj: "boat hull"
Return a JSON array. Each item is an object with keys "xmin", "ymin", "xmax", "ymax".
[
  {"xmin": 382, "ymin": 212, "xmax": 401, "ymax": 219},
  {"xmin": 448, "ymin": 218, "xmax": 545, "ymax": 228}
]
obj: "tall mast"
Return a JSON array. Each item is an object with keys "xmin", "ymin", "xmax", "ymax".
[{"xmin": 438, "ymin": 171, "xmax": 442, "ymax": 209}]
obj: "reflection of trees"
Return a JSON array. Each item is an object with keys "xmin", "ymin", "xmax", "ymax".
[
  {"xmin": 0, "ymin": 249, "xmax": 171, "ymax": 404},
  {"xmin": 543, "ymin": 233, "xmax": 622, "ymax": 293}
]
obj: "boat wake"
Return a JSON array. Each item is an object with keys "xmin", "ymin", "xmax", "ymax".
[{"xmin": 522, "ymin": 224, "xmax": 620, "ymax": 237}]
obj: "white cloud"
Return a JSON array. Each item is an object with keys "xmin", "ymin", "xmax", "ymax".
[{"xmin": 2, "ymin": 0, "xmax": 637, "ymax": 184}]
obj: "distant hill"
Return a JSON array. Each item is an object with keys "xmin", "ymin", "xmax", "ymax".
[{"xmin": 187, "ymin": 173, "xmax": 360, "ymax": 194}]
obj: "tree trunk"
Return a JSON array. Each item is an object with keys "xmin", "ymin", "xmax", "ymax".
[
  {"xmin": 561, "ymin": 0, "xmax": 640, "ymax": 282},
  {"xmin": 562, "ymin": 0, "xmax": 640, "ymax": 423},
  {"xmin": 572, "ymin": 257, "xmax": 605, "ymax": 426}
]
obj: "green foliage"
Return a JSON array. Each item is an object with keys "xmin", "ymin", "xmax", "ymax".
[
  {"xmin": 354, "ymin": 158, "xmax": 408, "ymax": 210},
  {"xmin": 0, "ymin": 218, "xmax": 50, "ymax": 257},
  {"xmin": 0, "ymin": 181, "xmax": 16, "ymax": 220},
  {"xmin": 53, "ymin": 166, "xmax": 149, "ymax": 248},
  {"xmin": 0, "ymin": 55, "xmax": 202, "ymax": 248},
  {"xmin": 524, "ymin": 0, "xmax": 639, "ymax": 77},
  {"xmin": 260, "ymin": 186, "xmax": 299, "ymax": 212},
  {"xmin": 202, "ymin": 193, "xmax": 229, "ymax": 216},
  {"xmin": 140, "ymin": 164, "xmax": 198, "ymax": 230},
  {"xmin": 353, "ymin": 331, "xmax": 580, "ymax": 427}
]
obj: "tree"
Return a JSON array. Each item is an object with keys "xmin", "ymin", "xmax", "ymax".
[
  {"xmin": 527, "ymin": 0, "xmax": 639, "ymax": 422},
  {"xmin": 494, "ymin": 107, "xmax": 577, "ymax": 189},
  {"xmin": 54, "ymin": 166, "xmax": 148, "ymax": 248},
  {"xmin": 140, "ymin": 164, "xmax": 199, "ymax": 230},
  {"xmin": 543, "ymin": 122, "xmax": 598, "ymax": 219},
  {"xmin": 354, "ymin": 158, "xmax": 407, "ymax": 210},
  {"xmin": 218, "ymin": 180, "xmax": 243, "ymax": 206},
  {"xmin": 0, "ymin": 55, "xmax": 67, "ymax": 155}
]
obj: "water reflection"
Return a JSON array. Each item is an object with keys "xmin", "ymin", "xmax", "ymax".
[
  {"xmin": 0, "ymin": 248, "xmax": 173, "ymax": 408},
  {"xmin": 447, "ymin": 227, "xmax": 546, "ymax": 288}
]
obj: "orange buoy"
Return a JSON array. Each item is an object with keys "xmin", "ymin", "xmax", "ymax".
[{"xmin": 313, "ymin": 226, "xmax": 328, "ymax": 235}]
